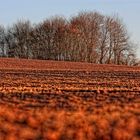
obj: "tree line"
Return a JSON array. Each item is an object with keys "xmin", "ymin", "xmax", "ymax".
[{"xmin": 0, "ymin": 11, "xmax": 139, "ymax": 65}]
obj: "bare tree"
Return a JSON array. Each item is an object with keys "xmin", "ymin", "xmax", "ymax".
[
  {"xmin": 107, "ymin": 16, "xmax": 129, "ymax": 64},
  {"xmin": 5, "ymin": 20, "xmax": 32, "ymax": 58},
  {"xmin": 69, "ymin": 12, "xmax": 103, "ymax": 63},
  {"xmin": 0, "ymin": 25, "xmax": 6, "ymax": 57}
]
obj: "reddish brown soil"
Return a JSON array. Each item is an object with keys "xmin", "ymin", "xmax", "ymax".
[
  {"xmin": 0, "ymin": 58, "xmax": 140, "ymax": 71},
  {"xmin": 0, "ymin": 58, "xmax": 140, "ymax": 140}
]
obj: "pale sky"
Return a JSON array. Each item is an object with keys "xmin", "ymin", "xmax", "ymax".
[{"xmin": 0, "ymin": 0, "xmax": 140, "ymax": 58}]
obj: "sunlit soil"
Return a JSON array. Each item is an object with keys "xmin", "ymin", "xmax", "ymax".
[{"xmin": 0, "ymin": 58, "xmax": 140, "ymax": 140}]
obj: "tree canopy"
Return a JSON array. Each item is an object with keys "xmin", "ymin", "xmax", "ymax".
[{"xmin": 0, "ymin": 11, "xmax": 139, "ymax": 65}]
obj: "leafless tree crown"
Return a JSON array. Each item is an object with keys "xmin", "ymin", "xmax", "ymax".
[{"xmin": 0, "ymin": 12, "xmax": 138, "ymax": 65}]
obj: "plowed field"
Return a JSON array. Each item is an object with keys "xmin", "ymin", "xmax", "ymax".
[{"xmin": 0, "ymin": 58, "xmax": 140, "ymax": 140}]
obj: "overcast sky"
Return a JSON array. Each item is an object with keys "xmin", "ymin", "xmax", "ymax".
[{"xmin": 0, "ymin": 0, "xmax": 140, "ymax": 58}]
